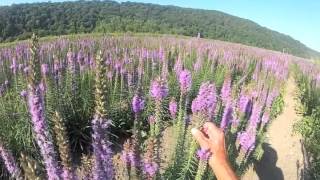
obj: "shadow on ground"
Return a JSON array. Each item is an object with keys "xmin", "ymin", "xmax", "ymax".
[{"xmin": 254, "ymin": 143, "xmax": 284, "ymax": 180}]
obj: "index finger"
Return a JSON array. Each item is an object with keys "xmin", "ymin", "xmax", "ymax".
[
  {"xmin": 191, "ymin": 128, "xmax": 210, "ymax": 150},
  {"xmin": 203, "ymin": 122, "xmax": 221, "ymax": 139}
]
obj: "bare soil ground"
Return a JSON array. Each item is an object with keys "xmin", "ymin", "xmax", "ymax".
[{"xmin": 243, "ymin": 78, "xmax": 304, "ymax": 180}]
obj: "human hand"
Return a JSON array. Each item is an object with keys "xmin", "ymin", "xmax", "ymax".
[{"xmin": 191, "ymin": 122, "xmax": 238, "ymax": 180}]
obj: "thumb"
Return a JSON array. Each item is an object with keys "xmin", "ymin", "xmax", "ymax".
[{"xmin": 191, "ymin": 128, "xmax": 210, "ymax": 150}]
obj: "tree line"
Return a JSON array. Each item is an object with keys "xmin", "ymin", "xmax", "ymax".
[{"xmin": 0, "ymin": 0, "xmax": 318, "ymax": 58}]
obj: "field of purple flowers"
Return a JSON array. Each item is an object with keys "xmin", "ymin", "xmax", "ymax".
[{"xmin": 0, "ymin": 34, "xmax": 310, "ymax": 179}]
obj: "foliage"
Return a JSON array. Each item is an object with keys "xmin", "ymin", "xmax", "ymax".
[{"xmin": 294, "ymin": 63, "xmax": 320, "ymax": 179}]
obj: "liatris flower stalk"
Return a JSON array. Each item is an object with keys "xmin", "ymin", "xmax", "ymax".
[
  {"xmin": 150, "ymin": 77, "xmax": 169, "ymax": 102},
  {"xmin": 248, "ymin": 102, "xmax": 263, "ymax": 131},
  {"xmin": 220, "ymin": 75, "xmax": 232, "ymax": 105},
  {"xmin": 92, "ymin": 50, "xmax": 114, "ymax": 180},
  {"xmin": 20, "ymin": 90, "xmax": 28, "ymax": 99},
  {"xmin": 131, "ymin": 94, "xmax": 144, "ymax": 178},
  {"xmin": 237, "ymin": 130, "xmax": 256, "ymax": 155},
  {"xmin": 52, "ymin": 111, "xmax": 76, "ymax": 180},
  {"xmin": 150, "ymin": 77, "xmax": 168, "ymax": 137},
  {"xmin": 20, "ymin": 153, "xmax": 41, "ymax": 180},
  {"xmin": 41, "ymin": 64, "xmax": 49, "ymax": 76},
  {"xmin": 191, "ymin": 82, "xmax": 217, "ymax": 120},
  {"xmin": 195, "ymin": 149, "xmax": 211, "ymax": 180},
  {"xmin": 171, "ymin": 69, "xmax": 192, "ymax": 172},
  {"xmin": 143, "ymin": 139, "xmax": 158, "ymax": 180},
  {"xmin": 28, "ymin": 34, "xmax": 61, "ymax": 180},
  {"xmin": 179, "ymin": 69, "xmax": 192, "ymax": 95},
  {"xmin": 220, "ymin": 101, "xmax": 234, "ymax": 131},
  {"xmin": 237, "ymin": 93, "xmax": 251, "ymax": 116},
  {"xmin": 149, "ymin": 77, "xmax": 168, "ymax": 176},
  {"xmin": 92, "ymin": 116, "xmax": 114, "ymax": 179},
  {"xmin": 129, "ymin": 135, "xmax": 141, "ymax": 179},
  {"xmin": 77, "ymin": 154, "xmax": 93, "ymax": 180},
  {"xmin": 180, "ymin": 82, "xmax": 217, "ymax": 179},
  {"xmin": 132, "ymin": 94, "xmax": 145, "ymax": 115},
  {"xmin": 10, "ymin": 57, "xmax": 18, "ymax": 74},
  {"xmin": 121, "ymin": 140, "xmax": 133, "ymax": 167},
  {"xmin": 0, "ymin": 141, "xmax": 22, "ymax": 179},
  {"xmin": 169, "ymin": 98, "xmax": 178, "ymax": 119}
]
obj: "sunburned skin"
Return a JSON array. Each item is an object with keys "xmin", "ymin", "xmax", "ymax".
[{"xmin": 192, "ymin": 122, "xmax": 239, "ymax": 180}]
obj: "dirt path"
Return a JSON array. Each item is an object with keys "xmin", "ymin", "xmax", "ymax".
[{"xmin": 243, "ymin": 78, "xmax": 304, "ymax": 180}]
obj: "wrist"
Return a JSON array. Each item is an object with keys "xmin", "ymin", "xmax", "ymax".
[{"xmin": 209, "ymin": 151, "xmax": 228, "ymax": 169}]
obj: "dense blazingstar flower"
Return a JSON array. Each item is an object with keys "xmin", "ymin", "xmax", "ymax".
[
  {"xmin": 132, "ymin": 94, "xmax": 145, "ymax": 114},
  {"xmin": 220, "ymin": 76, "xmax": 232, "ymax": 104},
  {"xmin": 27, "ymin": 34, "xmax": 61, "ymax": 180},
  {"xmin": 23, "ymin": 66, "xmax": 30, "ymax": 74},
  {"xmin": 92, "ymin": 116, "xmax": 114, "ymax": 180},
  {"xmin": 0, "ymin": 142, "xmax": 21, "ymax": 179},
  {"xmin": 20, "ymin": 90, "xmax": 27, "ymax": 98},
  {"xmin": 169, "ymin": 98, "xmax": 178, "ymax": 119},
  {"xmin": 174, "ymin": 56, "xmax": 183, "ymax": 76},
  {"xmin": 143, "ymin": 139, "xmax": 158, "ymax": 178},
  {"xmin": 28, "ymin": 87, "xmax": 61, "ymax": 180},
  {"xmin": 121, "ymin": 140, "xmax": 132, "ymax": 165},
  {"xmin": 143, "ymin": 162, "xmax": 158, "ymax": 177},
  {"xmin": 52, "ymin": 112, "xmax": 76, "ymax": 180},
  {"xmin": 248, "ymin": 102, "xmax": 263, "ymax": 130},
  {"xmin": 238, "ymin": 131, "xmax": 256, "ymax": 153},
  {"xmin": 220, "ymin": 102, "xmax": 233, "ymax": 130},
  {"xmin": 196, "ymin": 148, "xmax": 211, "ymax": 161},
  {"xmin": 237, "ymin": 94, "xmax": 250, "ymax": 114},
  {"xmin": 10, "ymin": 57, "xmax": 17, "ymax": 74},
  {"xmin": 150, "ymin": 77, "xmax": 168, "ymax": 101},
  {"xmin": 179, "ymin": 69, "xmax": 192, "ymax": 94},
  {"xmin": 41, "ymin": 64, "xmax": 49, "ymax": 75},
  {"xmin": 191, "ymin": 82, "xmax": 217, "ymax": 117}
]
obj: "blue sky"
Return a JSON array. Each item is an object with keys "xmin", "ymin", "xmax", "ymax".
[{"xmin": 1, "ymin": 0, "xmax": 320, "ymax": 52}]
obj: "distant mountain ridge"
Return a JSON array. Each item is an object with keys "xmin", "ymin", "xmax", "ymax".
[{"xmin": 0, "ymin": 0, "xmax": 318, "ymax": 58}]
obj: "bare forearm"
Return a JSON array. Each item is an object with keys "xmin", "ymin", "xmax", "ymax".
[{"xmin": 209, "ymin": 158, "xmax": 238, "ymax": 180}]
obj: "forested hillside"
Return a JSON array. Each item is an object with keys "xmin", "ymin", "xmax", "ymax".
[{"xmin": 0, "ymin": 0, "xmax": 318, "ymax": 58}]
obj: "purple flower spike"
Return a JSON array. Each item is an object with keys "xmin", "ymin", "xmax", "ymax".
[
  {"xmin": 132, "ymin": 94, "xmax": 145, "ymax": 114},
  {"xmin": 20, "ymin": 90, "xmax": 27, "ymax": 98},
  {"xmin": 238, "ymin": 131, "xmax": 256, "ymax": 154},
  {"xmin": 220, "ymin": 102, "xmax": 233, "ymax": 130},
  {"xmin": 220, "ymin": 76, "xmax": 231, "ymax": 104},
  {"xmin": 248, "ymin": 102, "xmax": 263, "ymax": 130},
  {"xmin": 196, "ymin": 148, "xmax": 211, "ymax": 161},
  {"xmin": 92, "ymin": 116, "xmax": 114, "ymax": 180},
  {"xmin": 150, "ymin": 77, "xmax": 168, "ymax": 101},
  {"xmin": 23, "ymin": 66, "xmax": 30, "ymax": 74},
  {"xmin": 10, "ymin": 57, "xmax": 17, "ymax": 74},
  {"xmin": 191, "ymin": 82, "xmax": 217, "ymax": 118},
  {"xmin": 41, "ymin": 64, "xmax": 49, "ymax": 76},
  {"xmin": 28, "ymin": 87, "xmax": 61, "ymax": 180},
  {"xmin": 237, "ymin": 94, "xmax": 249, "ymax": 114},
  {"xmin": 169, "ymin": 98, "xmax": 178, "ymax": 119},
  {"xmin": 0, "ymin": 143, "xmax": 21, "ymax": 178},
  {"xmin": 179, "ymin": 69, "xmax": 192, "ymax": 94},
  {"xmin": 143, "ymin": 161, "xmax": 158, "ymax": 177}
]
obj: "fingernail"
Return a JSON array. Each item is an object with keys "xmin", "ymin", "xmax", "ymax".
[{"xmin": 191, "ymin": 128, "xmax": 197, "ymax": 134}]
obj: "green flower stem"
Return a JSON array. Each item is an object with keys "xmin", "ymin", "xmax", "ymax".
[
  {"xmin": 195, "ymin": 160, "xmax": 208, "ymax": 180},
  {"xmin": 154, "ymin": 101, "xmax": 162, "ymax": 177}
]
